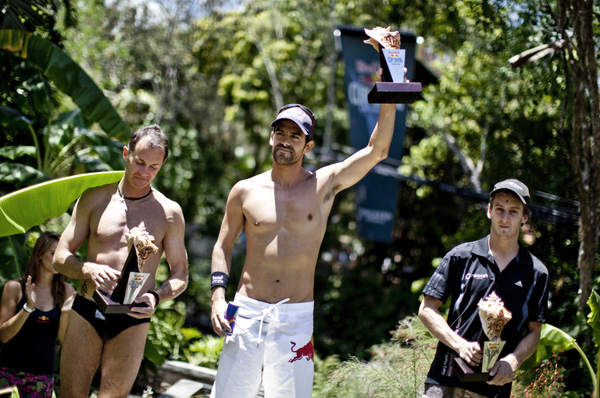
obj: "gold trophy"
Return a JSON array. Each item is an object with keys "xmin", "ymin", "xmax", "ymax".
[
  {"xmin": 452, "ymin": 292, "xmax": 512, "ymax": 382},
  {"xmin": 93, "ymin": 222, "xmax": 157, "ymax": 314},
  {"xmin": 363, "ymin": 26, "xmax": 422, "ymax": 103}
]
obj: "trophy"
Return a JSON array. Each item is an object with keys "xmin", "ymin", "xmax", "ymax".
[
  {"xmin": 452, "ymin": 292, "xmax": 512, "ymax": 382},
  {"xmin": 363, "ymin": 26, "xmax": 422, "ymax": 104},
  {"xmin": 93, "ymin": 222, "xmax": 157, "ymax": 314}
]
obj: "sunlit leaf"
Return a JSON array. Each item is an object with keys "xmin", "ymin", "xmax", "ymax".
[
  {"xmin": 587, "ymin": 290, "xmax": 600, "ymax": 347},
  {"xmin": 0, "ymin": 171, "xmax": 124, "ymax": 237},
  {"xmin": 520, "ymin": 323, "xmax": 577, "ymax": 371}
]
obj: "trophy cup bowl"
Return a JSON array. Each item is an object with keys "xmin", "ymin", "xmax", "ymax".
[
  {"xmin": 452, "ymin": 292, "xmax": 512, "ymax": 382},
  {"xmin": 364, "ymin": 26, "xmax": 422, "ymax": 104}
]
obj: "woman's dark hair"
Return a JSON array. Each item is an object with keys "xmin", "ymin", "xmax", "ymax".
[{"xmin": 20, "ymin": 231, "xmax": 67, "ymax": 307}]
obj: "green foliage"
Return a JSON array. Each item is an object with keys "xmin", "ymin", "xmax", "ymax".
[
  {"xmin": 181, "ymin": 330, "xmax": 223, "ymax": 369},
  {"xmin": 319, "ymin": 315, "xmax": 436, "ymax": 398},
  {"xmin": 145, "ymin": 299, "xmax": 188, "ymax": 366},
  {"xmin": 0, "ymin": 29, "xmax": 131, "ymax": 141},
  {"xmin": 312, "ymin": 353, "xmax": 342, "ymax": 397},
  {"xmin": 512, "ymin": 354, "xmax": 566, "ymax": 398},
  {"xmin": 519, "ymin": 292, "xmax": 600, "ymax": 397}
]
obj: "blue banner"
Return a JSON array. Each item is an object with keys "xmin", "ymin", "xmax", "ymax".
[{"xmin": 337, "ymin": 25, "xmax": 417, "ymax": 243}]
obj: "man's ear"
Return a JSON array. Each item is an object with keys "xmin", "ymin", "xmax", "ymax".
[
  {"xmin": 269, "ymin": 131, "xmax": 274, "ymax": 146},
  {"xmin": 486, "ymin": 204, "xmax": 492, "ymax": 220},
  {"xmin": 123, "ymin": 145, "xmax": 128, "ymax": 160},
  {"xmin": 304, "ymin": 141, "xmax": 314, "ymax": 153}
]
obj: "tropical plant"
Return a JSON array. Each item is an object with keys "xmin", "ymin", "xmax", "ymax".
[
  {"xmin": 0, "ymin": 30, "xmax": 130, "ymax": 141},
  {"xmin": 520, "ymin": 290, "xmax": 600, "ymax": 397},
  {"xmin": 512, "ymin": 354, "xmax": 566, "ymax": 398},
  {"xmin": 320, "ymin": 315, "xmax": 436, "ymax": 398}
]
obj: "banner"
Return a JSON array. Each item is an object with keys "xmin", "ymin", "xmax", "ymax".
[{"xmin": 337, "ymin": 25, "xmax": 417, "ymax": 243}]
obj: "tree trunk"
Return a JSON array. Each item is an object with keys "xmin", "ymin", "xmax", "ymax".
[{"xmin": 559, "ymin": 0, "xmax": 600, "ymax": 308}]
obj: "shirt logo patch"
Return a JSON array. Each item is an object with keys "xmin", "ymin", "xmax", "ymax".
[
  {"xmin": 515, "ymin": 280, "xmax": 524, "ymax": 287},
  {"xmin": 465, "ymin": 273, "xmax": 489, "ymax": 280},
  {"xmin": 95, "ymin": 309, "xmax": 106, "ymax": 321}
]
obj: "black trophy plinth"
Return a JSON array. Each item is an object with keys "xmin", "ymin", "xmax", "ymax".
[
  {"xmin": 368, "ymin": 82, "xmax": 423, "ymax": 104},
  {"xmin": 93, "ymin": 246, "xmax": 146, "ymax": 314},
  {"xmin": 451, "ymin": 357, "xmax": 491, "ymax": 382},
  {"xmin": 367, "ymin": 45, "xmax": 422, "ymax": 104}
]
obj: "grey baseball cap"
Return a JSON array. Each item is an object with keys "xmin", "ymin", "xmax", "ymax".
[{"xmin": 490, "ymin": 179, "xmax": 530, "ymax": 204}]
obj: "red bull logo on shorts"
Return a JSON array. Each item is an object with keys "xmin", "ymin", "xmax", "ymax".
[{"xmin": 289, "ymin": 340, "xmax": 314, "ymax": 363}]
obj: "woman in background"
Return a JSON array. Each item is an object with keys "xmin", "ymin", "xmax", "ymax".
[{"xmin": 0, "ymin": 231, "xmax": 76, "ymax": 398}]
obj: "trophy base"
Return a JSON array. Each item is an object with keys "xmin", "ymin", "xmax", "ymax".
[
  {"xmin": 368, "ymin": 82, "xmax": 423, "ymax": 104},
  {"xmin": 93, "ymin": 289, "xmax": 143, "ymax": 314},
  {"xmin": 452, "ymin": 357, "xmax": 491, "ymax": 382}
]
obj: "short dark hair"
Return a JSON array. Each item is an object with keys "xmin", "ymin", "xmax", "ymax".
[
  {"xmin": 128, "ymin": 125, "xmax": 169, "ymax": 162},
  {"xmin": 489, "ymin": 191, "xmax": 532, "ymax": 219}
]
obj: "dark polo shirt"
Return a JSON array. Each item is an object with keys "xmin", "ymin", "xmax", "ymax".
[{"xmin": 422, "ymin": 236, "xmax": 549, "ymax": 398}]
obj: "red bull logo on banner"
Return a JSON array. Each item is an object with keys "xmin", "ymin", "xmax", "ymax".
[{"xmin": 289, "ymin": 340, "xmax": 314, "ymax": 363}]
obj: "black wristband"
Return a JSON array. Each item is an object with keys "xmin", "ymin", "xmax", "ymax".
[
  {"xmin": 211, "ymin": 272, "xmax": 229, "ymax": 291},
  {"xmin": 148, "ymin": 290, "xmax": 160, "ymax": 307}
]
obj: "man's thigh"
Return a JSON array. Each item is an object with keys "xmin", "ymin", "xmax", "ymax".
[
  {"xmin": 98, "ymin": 322, "xmax": 150, "ymax": 398},
  {"xmin": 423, "ymin": 383, "xmax": 488, "ymax": 398},
  {"xmin": 60, "ymin": 311, "xmax": 104, "ymax": 397}
]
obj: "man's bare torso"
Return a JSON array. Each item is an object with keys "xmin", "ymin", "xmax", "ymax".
[
  {"xmin": 236, "ymin": 170, "xmax": 335, "ymax": 303},
  {"xmin": 81, "ymin": 183, "xmax": 167, "ymax": 299}
]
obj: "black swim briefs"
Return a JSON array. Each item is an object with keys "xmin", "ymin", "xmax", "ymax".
[{"xmin": 72, "ymin": 294, "xmax": 150, "ymax": 341}]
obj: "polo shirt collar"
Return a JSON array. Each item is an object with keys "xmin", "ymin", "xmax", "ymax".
[{"xmin": 473, "ymin": 235, "xmax": 533, "ymax": 267}]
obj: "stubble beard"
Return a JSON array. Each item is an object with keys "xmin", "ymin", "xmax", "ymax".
[{"xmin": 273, "ymin": 145, "xmax": 301, "ymax": 166}]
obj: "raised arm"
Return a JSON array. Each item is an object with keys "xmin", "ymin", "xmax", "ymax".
[
  {"xmin": 320, "ymin": 103, "xmax": 396, "ymax": 194},
  {"xmin": 210, "ymin": 183, "xmax": 245, "ymax": 336}
]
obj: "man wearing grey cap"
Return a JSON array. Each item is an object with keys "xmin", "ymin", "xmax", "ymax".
[
  {"xmin": 209, "ymin": 96, "xmax": 397, "ymax": 397},
  {"xmin": 418, "ymin": 179, "xmax": 550, "ymax": 398}
]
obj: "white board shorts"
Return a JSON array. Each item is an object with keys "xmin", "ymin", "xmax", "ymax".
[{"xmin": 210, "ymin": 293, "xmax": 315, "ymax": 398}]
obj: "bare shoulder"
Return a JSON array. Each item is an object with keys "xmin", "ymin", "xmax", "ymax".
[
  {"xmin": 78, "ymin": 183, "xmax": 117, "ymax": 210},
  {"xmin": 152, "ymin": 189, "xmax": 184, "ymax": 220},
  {"xmin": 231, "ymin": 171, "xmax": 271, "ymax": 197},
  {"xmin": 3, "ymin": 279, "xmax": 21, "ymax": 294},
  {"xmin": 1, "ymin": 279, "xmax": 22, "ymax": 300}
]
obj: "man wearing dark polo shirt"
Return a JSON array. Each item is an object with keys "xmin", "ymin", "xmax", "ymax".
[{"xmin": 418, "ymin": 179, "xmax": 550, "ymax": 398}]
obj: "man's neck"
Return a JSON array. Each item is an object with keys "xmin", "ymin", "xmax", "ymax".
[
  {"xmin": 488, "ymin": 235, "xmax": 520, "ymax": 271},
  {"xmin": 270, "ymin": 163, "xmax": 308, "ymax": 188}
]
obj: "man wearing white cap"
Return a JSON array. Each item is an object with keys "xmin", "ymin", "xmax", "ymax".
[
  {"xmin": 418, "ymin": 179, "xmax": 550, "ymax": 398},
  {"xmin": 209, "ymin": 94, "xmax": 396, "ymax": 397}
]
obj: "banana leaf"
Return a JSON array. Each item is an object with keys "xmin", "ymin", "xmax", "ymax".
[
  {"xmin": 0, "ymin": 29, "xmax": 130, "ymax": 141},
  {"xmin": 0, "ymin": 171, "xmax": 124, "ymax": 237}
]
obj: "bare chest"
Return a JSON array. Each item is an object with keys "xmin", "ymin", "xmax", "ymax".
[
  {"xmin": 243, "ymin": 185, "xmax": 324, "ymax": 237},
  {"xmin": 90, "ymin": 196, "xmax": 166, "ymax": 249}
]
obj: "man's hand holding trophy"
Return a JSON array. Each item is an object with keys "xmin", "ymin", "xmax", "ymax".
[{"xmin": 453, "ymin": 292, "xmax": 513, "ymax": 382}]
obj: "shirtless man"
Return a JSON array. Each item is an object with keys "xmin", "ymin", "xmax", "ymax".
[
  {"xmin": 209, "ymin": 98, "xmax": 396, "ymax": 397},
  {"xmin": 53, "ymin": 125, "xmax": 188, "ymax": 398}
]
